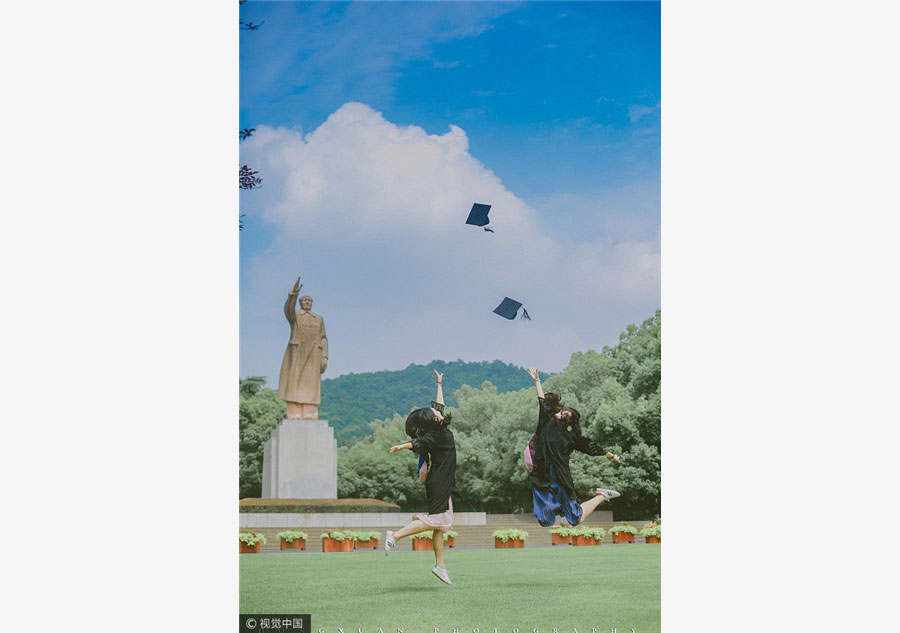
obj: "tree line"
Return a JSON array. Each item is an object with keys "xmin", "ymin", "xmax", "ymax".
[
  {"xmin": 320, "ymin": 359, "xmax": 550, "ymax": 445},
  {"xmin": 241, "ymin": 311, "xmax": 661, "ymax": 519}
]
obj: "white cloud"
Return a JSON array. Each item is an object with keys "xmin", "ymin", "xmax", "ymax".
[
  {"xmin": 628, "ymin": 103, "xmax": 661, "ymax": 123},
  {"xmin": 239, "ymin": 103, "xmax": 659, "ymax": 379}
]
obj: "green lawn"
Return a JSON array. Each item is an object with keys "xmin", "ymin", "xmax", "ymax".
[{"xmin": 240, "ymin": 545, "xmax": 660, "ymax": 633}]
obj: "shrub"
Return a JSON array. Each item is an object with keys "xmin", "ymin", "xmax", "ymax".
[
  {"xmin": 609, "ymin": 522, "xmax": 637, "ymax": 535},
  {"xmin": 492, "ymin": 528, "xmax": 529, "ymax": 542},
  {"xmin": 588, "ymin": 526, "xmax": 605, "ymax": 541},
  {"xmin": 549, "ymin": 525, "xmax": 582, "ymax": 537},
  {"xmin": 640, "ymin": 525, "xmax": 661, "ymax": 538},
  {"xmin": 568, "ymin": 525, "xmax": 604, "ymax": 540},
  {"xmin": 320, "ymin": 530, "xmax": 352, "ymax": 541},
  {"xmin": 239, "ymin": 531, "xmax": 267, "ymax": 546},
  {"xmin": 276, "ymin": 530, "xmax": 308, "ymax": 542},
  {"xmin": 351, "ymin": 531, "xmax": 381, "ymax": 542}
]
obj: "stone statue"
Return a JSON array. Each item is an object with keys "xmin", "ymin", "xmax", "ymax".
[{"xmin": 278, "ymin": 277, "xmax": 328, "ymax": 419}]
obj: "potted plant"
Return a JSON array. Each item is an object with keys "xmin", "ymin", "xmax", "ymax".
[
  {"xmin": 343, "ymin": 530, "xmax": 360, "ymax": 550},
  {"xmin": 277, "ymin": 530, "xmax": 308, "ymax": 550},
  {"xmin": 640, "ymin": 524, "xmax": 661, "ymax": 544},
  {"xmin": 570, "ymin": 526, "xmax": 590, "ymax": 546},
  {"xmin": 320, "ymin": 530, "xmax": 353, "ymax": 552},
  {"xmin": 549, "ymin": 524, "xmax": 573, "ymax": 545},
  {"xmin": 239, "ymin": 531, "xmax": 267, "ymax": 554},
  {"xmin": 609, "ymin": 522, "xmax": 637, "ymax": 543},
  {"xmin": 571, "ymin": 525, "xmax": 605, "ymax": 546},
  {"xmin": 411, "ymin": 532, "xmax": 435, "ymax": 551},
  {"xmin": 573, "ymin": 525, "xmax": 606, "ymax": 545},
  {"xmin": 444, "ymin": 530, "xmax": 458, "ymax": 548},
  {"xmin": 492, "ymin": 528, "xmax": 528, "ymax": 549},
  {"xmin": 353, "ymin": 531, "xmax": 381, "ymax": 550}
]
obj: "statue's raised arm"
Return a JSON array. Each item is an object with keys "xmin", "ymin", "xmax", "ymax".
[{"xmin": 284, "ymin": 277, "xmax": 303, "ymax": 321}]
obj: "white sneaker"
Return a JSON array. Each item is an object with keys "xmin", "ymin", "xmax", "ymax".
[
  {"xmin": 431, "ymin": 565, "xmax": 452, "ymax": 585},
  {"xmin": 596, "ymin": 488, "xmax": 621, "ymax": 501},
  {"xmin": 384, "ymin": 530, "xmax": 397, "ymax": 555}
]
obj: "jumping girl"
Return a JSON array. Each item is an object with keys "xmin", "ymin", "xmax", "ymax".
[
  {"xmin": 526, "ymin": 366, "xmax": 622, "ymax": 527},
  {"xmin": 385, "ymin": 369, "xmax": 456, "ymax": 585}
]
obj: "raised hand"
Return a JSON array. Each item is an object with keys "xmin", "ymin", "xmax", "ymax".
[
  {"xmin": 292, "ymin": 276, "xmax": 303, "ymax": 293},
  {"xmin": 433, "ymin": 369, "xmax": 443, "ymax": 383},
  {"xmin": 527, "ymin": 366, "xmax": 540, "ymax": 381}
]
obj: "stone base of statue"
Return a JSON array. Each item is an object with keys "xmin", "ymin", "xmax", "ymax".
[{"xmin": 261, "ymin": 419, "xmax": 337, "ymax": 499}]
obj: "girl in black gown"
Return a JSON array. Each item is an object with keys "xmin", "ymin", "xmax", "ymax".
[
  {"xmin": 526, "ymin": 366, "xmax": 622, "ymax": 527},
  {"xmin": 385, "ymin": 369, "xmax": 456, "ymax": 585}
]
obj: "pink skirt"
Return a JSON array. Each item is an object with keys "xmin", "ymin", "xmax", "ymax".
[{"xmin": 416, "ymin": 497, "xmax": 453, "ymax": 532}]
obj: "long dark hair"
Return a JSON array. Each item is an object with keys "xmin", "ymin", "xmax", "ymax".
[
  {"xmin": 404, "ymin": 407, "xmax": 451, "ymax": 440},
  {"xmin": 545, "ymin": 392, "xmax": 579, "ymax": 424},
  {"xmin": 544, "ymin": 392, "xmax": 562, "ymax": 413}
]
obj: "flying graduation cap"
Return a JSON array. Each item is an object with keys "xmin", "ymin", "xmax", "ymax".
[
  {"xmin": 466, "ymin": 203, "xmax": 494, "ymax": 233},
  {"xmin": 493, "ymin": 297, "xmax": 531, "ymax": 321}
]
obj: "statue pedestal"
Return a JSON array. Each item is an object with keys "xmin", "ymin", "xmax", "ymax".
[{"xmin": 261, "ymin": 419, "xmax": 338, "ymax": 499}]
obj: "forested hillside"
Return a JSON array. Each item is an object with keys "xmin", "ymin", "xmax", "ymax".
[{"xmin": 320, "ymin": 360, "xmax": 549, "ymax": 444}]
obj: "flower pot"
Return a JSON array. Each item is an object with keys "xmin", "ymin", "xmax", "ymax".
[
  {"xmin": 321, "ymin": 538, "xmax": 338, "ymax": 552},
  {"xmin": 413, "ymin": 538, "xmax": 432, "ymax": 551},
  {"xmin": 322, "ymin": 538, "xmax": 353, "ymax": 552},
  {"xmin": 572, "ymin": 535, "xmax": 596, "ymax": 546},
  {"xmin": 612, "ymin": 531, "xmax": 635, "ymax": 544},
  {"xmin": 445, "ymin": 536, "xmax": 455, "ymax": 548},
  {"xmin": 239, "ymin": 541, "xmax": 261, "ymax": 554},
  {"xmin": 357, "ymin": 539, "xmax": 379, "ymax": 550},
  {"xmin": 645, "ymin": 535, "xmax": 661, "ymax": 544},
  {"xmin": 551, "ymin": 533, "xmax": 573, "ymax": 545},
  {"xmin": 494, "ymin": 537, "xmax": 525, "ymax": 549},
  {"xmin": 280, "ymin": 538, "xmax": 306, "ymax": 550}
]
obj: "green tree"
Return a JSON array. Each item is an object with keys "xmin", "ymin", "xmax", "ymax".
[
  {"xmin": 558, "ymin": 310, "xmax": 661, "ymax": 517},
  {"xmin": 336, "ymin": 414, "xmax": 426, "ymax": 509},
  {"xmin": 239, "ymin": 377, "xmax": 286, "ymax": 498}
]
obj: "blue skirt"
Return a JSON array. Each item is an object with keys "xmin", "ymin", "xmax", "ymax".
[{"xmin": 532, "ymin": 465, "xmax": 583, "ymax": 527}]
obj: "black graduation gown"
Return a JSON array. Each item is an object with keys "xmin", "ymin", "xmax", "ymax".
[
  {"xmin": 411, "ymin": 427, "xmax": 457, "ymax": 514},
  {"xmin": 528, "ymin": 397, "xmax": 605, "ymax": 499}
]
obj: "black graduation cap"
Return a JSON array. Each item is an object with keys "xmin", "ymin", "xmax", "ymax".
[
  {"xmin": 493, "ymin": 297, "xmax": 531, "ymax": 320},
  {"xmin": 466, "ymin": 203, "xmax": 494, "ymax": 232}
]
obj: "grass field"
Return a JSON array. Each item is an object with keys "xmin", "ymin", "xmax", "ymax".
[{"xmin": 240, "ymin": 545, "xmax": 660, "ymax": 633}]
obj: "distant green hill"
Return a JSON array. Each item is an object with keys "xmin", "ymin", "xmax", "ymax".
[{"xmin": 319, "ymin": 360, "xmax": 549, "ymax": 445}]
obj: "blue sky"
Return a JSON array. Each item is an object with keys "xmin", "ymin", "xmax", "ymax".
[{"xmin": 240, "ymin": 0, "xmax": 660, "ymax": 382}]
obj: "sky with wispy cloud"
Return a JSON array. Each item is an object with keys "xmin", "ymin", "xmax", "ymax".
[{"xmin": 240, "ymin": 0, "xmax": 660, "ymax": 381}]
